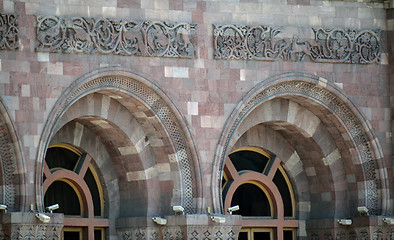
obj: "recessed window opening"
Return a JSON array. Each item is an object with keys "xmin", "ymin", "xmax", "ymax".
[
  {"xmin": 43, "ymin": 144, "xmax": 108, "ymax": 240},
  {"xmin": 222, "ymin": 146, "xmax": 298, "ymax": 240}
]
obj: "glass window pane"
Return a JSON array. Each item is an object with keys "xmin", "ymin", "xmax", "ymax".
[
  {"xmin": 64, "ymin": 231, "xmax": 80, "ymax": 240},
  {"xmin": 84, "ymin": 168, "xmax": 102, "ymax": 216},
  {"xmin": 238, "ymin": 231, "xmax": 249, "ymax": 240},
  {"xmin": 284, "ymin": 230, "xmax": 294, "ymax": 240},
  {"xmin": 231, "ymin": 183, "xmax": 271, "ymax": 216},
  {"xmin": 44, "ymin": 181, "xmax": 81, "ymax": 216},
  {"xmin": 253, "ymin": 231, "xmax": 271, "ymax": 240},
  {"xmin": 273, "ymin": 169, "xmax": 293, "ymax": 217},
  {"xmin": 45, "ymin": 147, "xmax": 79, "ymax": 171},
  {"xmin": 94, "ymin": 229, "xmax": 104, "ymax": 240},
  {"xmin": 229, "ymin": 150, "xmax": 269, "ymax": 173}
]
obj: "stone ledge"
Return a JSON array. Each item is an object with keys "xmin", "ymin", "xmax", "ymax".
[
  {"xmin": 116, "ymin": 214, "xmax": 242, "ymax": 240},
  {"xmin": 307, "ymin": 216, "xmax": 394, "ymax": 240}
]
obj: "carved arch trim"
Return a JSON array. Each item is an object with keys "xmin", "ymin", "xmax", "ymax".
[
  {"xmin": 213, "ymin": 72, "xmax": 387, "ymax": 215},
  {"xmin": 0, "ymin": 99, "xmax": 25, "ymax": 211},
  {"xmin": 36, "ymin": 67, "xmax": 201, "ymax": 214}
]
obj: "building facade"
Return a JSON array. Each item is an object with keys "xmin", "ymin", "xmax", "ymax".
[{"xmin": 0, "ymin": 0, "xmax": 393, "ymax": 239}]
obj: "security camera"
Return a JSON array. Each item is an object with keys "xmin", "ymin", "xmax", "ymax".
[
  {"xmin": 152, "ymin": 217, "xmax": 167, "ymax": 225},
  {"xmin": 210, "ymin": 216, "xmax": 226, "ymax": 223},
  {"xmin": 383, "ymin": 218, "xmax": 394, "ymax": 225},
  {"xmin": 46, "ymin": 204, "xmax": 59, "ymax": 213},
  {"xmin": 357, "ymin": 206, "xmax": 368, "ymax": 215},
  {"xmin": 36, "ymin": 213, "xmax": 50, "ymax": 223},
  {"xmin": 172, "ymin": 205, "xmax": 184, "ymax": 214},
  {"xmin": 227, "ymin": 205, "xmax": 240, "ymax": 215},
  {"xmin": 0, "ymin": 204, "xmax": 7, "ymax": 211},
  {"xmin": 338, "ymin": 219, "xmax": 352, "ymax": 226}
]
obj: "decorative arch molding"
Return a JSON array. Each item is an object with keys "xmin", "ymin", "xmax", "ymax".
[
  {"xmin": 0, "ymin": 99, "xmax": 24, "ymax": 211},
  {"xmin": 213, "ymin": 72, "xmax": 387, "ymax": 215},
  {"xmin": 37, "ymin": 67, "xmax": 201, "ymax": 214}
]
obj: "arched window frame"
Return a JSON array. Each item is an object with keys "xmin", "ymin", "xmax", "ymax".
[
  {"xmin": 222, "ymin": 146, "xmax": 298, "ymax": 239},
  {"xmin": 43, "ymin": 144, "xmax": 108, "ymax": 239}
]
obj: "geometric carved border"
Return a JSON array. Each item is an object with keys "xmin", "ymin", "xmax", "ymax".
[
  {"xmin": 117, "ymin": 225, "xmax": 239, "ymax": 240},
  {"xmin": 12, "ymin": 224, "xmax": 61, "ymax": 240},
  {"xmin": 0, "ymin": 121, "xmax": 17, "ymax": 210},
  {"xmin": 45, "ymin": 72, "xmax": 196, "ymax": 213},
  {"xmin": 36, "ymin": 15, "xmax": 196, "ymax": 58},
  {"xmin": 217, "ymin": 73, "xmax": 380, "ymax": 213},
  {"xmin": 0, "ymin": 13, "xmax": 18, "ymax": 50},
  {"xmin": 214, "ymin": 24, "xmax": 380, "ymax": 64},
  {"xmin": 0, "ymin": 100, "xmax": 19, "ymax": 211}
]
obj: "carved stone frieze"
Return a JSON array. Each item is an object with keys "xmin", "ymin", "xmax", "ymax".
[
  {"xmin": 0, "ymin": 212, "xmax": 64, "ymax": 240},
  {"xmin": 116, "ymin": 215, "xmax": 242, "ymax": 240},
  {"xmin": 11, "ymin": 224, "xmax": 61, "ymax": 240},
  {"xmin": 307, "ymin": 226, "xmax": 394, "ymax": 240},
  {"xmin": 0, "ymin": 13, "xmax": 18, "ymax": 50},
  {"xmin": 213, "ymin": 24, "xmax": 380, "ymax": 64},
  {"xmin": 36, "ymin": 15, "xmax": 196, "ymax": 58}
]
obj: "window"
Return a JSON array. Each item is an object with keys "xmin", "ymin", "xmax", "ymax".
[
  {"xmin": 43, "ymin": 144, "xmax": 108, "ymax": 240},
  {"xmin": 222, "ymin": 147, "xmax": 298, "ymax": 240}
]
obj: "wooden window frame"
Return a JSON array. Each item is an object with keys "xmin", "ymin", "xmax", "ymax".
[
  {"xmin": 223, "ymin": 147, "xmax": 299, "ymax": 240},
  {"xmin": 44, "ymin": 144, "xmax": 108, "ymax": 240}
]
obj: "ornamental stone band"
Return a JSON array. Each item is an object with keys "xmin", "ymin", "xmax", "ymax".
[
  {"xmin": 213, "ymin": 24, "xmax": 381, "ymax": 64},
  {"xmin": 35, "ymin": 15, "xmax": 197, "ymax": 58}
]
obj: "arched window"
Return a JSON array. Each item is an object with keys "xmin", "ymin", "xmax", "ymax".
[
  {"xmin": 222, "ymin": 147, "xmax": 298, "ymax": 240},
  {"xmin": 43, "ymin": 144, "xmax": 108, "ymax": 240}
]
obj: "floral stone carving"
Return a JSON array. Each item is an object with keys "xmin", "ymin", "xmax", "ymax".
[
  {"xmin": 36, "ymin": 15, "xmax": 196, "ymax": 58},
  {"xmin": 0, "ymin": 13, "xmax": 18, "ymax": 50},
  {"xmin": 214, "ymin": 24, "xmax": 380, "ymax": 64}
]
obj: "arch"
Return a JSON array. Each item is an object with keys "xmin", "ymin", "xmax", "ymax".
[
  {"xmin": 213, "ymin": 72, "xmax": 388, "ymax": 216},
  {"xmin": 0, "ymin": 98, "xmax": 25, "ymax": 211},
  {"xmin": 36, "ymin": 67, "xmax": 201, "ymax": 214}
]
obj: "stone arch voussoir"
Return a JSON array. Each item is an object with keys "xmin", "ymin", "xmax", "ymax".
[
  {"xmin": 37, "ymin": 67, "xmax": 201, "ymax": 214},
  {"xmin": 213, "ymin": 72, "xmax": 386, "ymax": 215}
]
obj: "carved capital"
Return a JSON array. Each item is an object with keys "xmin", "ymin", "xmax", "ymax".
[{"xmin": 36, "ymin": 15, "xmax": 197, "ymax": 58}]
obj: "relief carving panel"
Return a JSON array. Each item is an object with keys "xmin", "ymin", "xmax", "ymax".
[
  {"xmin": 214, "ymin": 24, "xmax": 380, "ymax": 64},
  {"xmin": 0, "ymin": 13, "xmax": 18, "ymax": 50},
  {"xmin": 36, "ymin": 15, "xmax": 196, "ymax": 58}
]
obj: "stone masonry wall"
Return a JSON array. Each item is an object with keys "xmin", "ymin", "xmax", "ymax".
[{"xmin": 0, "ymin": 0, "xmax": 391, "ymax": 226}]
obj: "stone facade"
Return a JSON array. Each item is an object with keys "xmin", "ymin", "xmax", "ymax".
[{"xmin": 0, "ymin": 0, "xmax": 392, "ymax": 239}]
